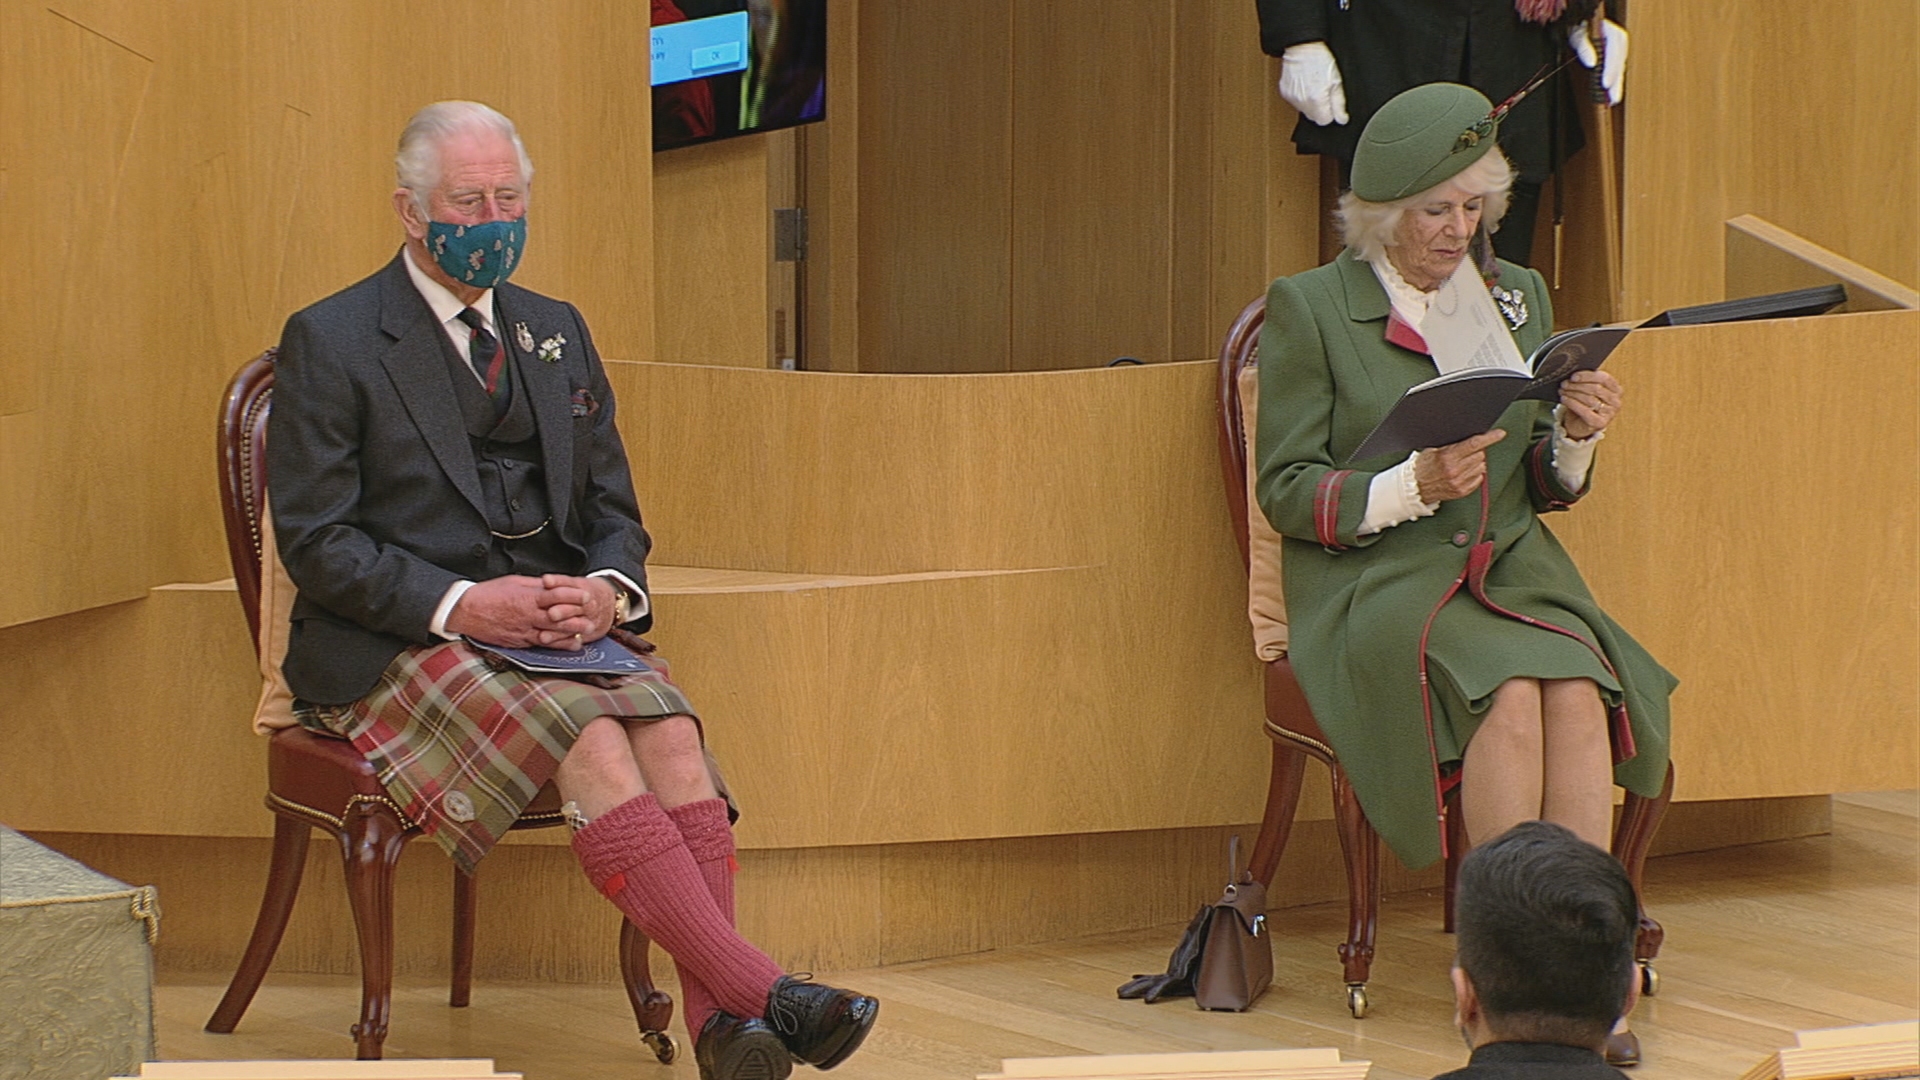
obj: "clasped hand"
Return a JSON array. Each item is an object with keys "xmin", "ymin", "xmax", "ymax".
[{"xmin": 446, "ymin": 574, "xmax": 618, "ymax": 650}]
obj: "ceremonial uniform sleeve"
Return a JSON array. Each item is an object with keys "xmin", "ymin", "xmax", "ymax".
[{"xmin": 1255, "ymin": 0, "xmax": 1329, "ymax": 57}]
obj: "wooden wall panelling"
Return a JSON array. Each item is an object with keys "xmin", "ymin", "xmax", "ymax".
[
  {"xmin": 0, "ymin": 1, "xmax": 658, "ymax": 630},
  {"xmin": 0, "ymin": 586, "xmax": 264, "ymax": 838},
  {"xmin": 799, "ymin": 0, "xmax": 862, "ymax": 372},
  {"xmin": 1530, "ymin": 103, "xmax": 1621, "ymax": 331},
  {"xmin": 0, "ymin": 1, "xmax": 163, "ymax": 626},
  {"xmin": 1725, "ymin": 215, "xmax": 1920, "ymax": 313},
  {"xmin": 500, "ymin": 0, "xmax": 658, "ymax": 364},
  {"xmin": 0, "ymin": 0, "xmax": 29, "ymax": 417},
  {"xmin": 856, "ymin": 0, "xmax": 1012, "ymax": 373},
  {"xmin": 1170, "ymin": 3, "xmax": 1216, "ymax": 364},
  {"xmin": 767, "ymin": 129, "xmax": 800, "ymax": 368},
  {"xmin": 1622, "ymin": 0, "xmax": 1757, "ymax": 317},
  {"xmin": 652, "ymin": 137, "xmax": 770, "ymax": 367},
  {"xmin": 1740, "ymin": 3, "xmax": 1917, "ymax": 294},
  {"xmin": 33, "ymin": 796, "xmax": 1829, "ymax": 979},
  {"xmin": 1009, "ymin": 0, "xmax": 1173, "ymax": 370},
  {"xmin": 1205, "ymin": 1, "xmax": 1293, "ymax": 343},
  {"xmin": 608, "ymin": 361, "xmax": 1225, "ymax": 577},
  {"xmin": 1260, "ymin": 66, "xmax": 1325, "ymax": 286},
  {"xmin": 1549, "ymin": 312, "xmax": 1920, "ymax": 800},
  {"xmin": 1623, "ymin": 1, "xmax": 1918, "ymax": 319},
  {"xmin": 632, "ymin": 565, "xmax": 1265, "ymax": 849}
]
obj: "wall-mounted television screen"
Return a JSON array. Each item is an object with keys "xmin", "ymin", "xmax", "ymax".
[{"xmin": 651, "ymin": 0, "xmax": 826, "ymax": 152}]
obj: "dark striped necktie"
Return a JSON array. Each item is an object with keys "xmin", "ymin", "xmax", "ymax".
[{"xmin": 455, "ymin": 307, "xmax": 509, "ymax": 417}]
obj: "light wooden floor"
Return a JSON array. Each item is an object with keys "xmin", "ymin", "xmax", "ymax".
[{"xmin": 155, "ymin": 792, "xmax": 1919, "ymax": 1080}]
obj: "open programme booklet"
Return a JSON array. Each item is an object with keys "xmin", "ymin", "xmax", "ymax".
[{"xmin": 1346, "ymin": 322, "xmax": 1630, "ymax": 463}]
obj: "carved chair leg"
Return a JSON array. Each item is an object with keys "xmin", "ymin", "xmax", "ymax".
[
  {"xmin": 1248, "ymin": 740, "xmax": 1310, "ymax": 890},
  {"xmin": 1442, "ymin": 786, "xmax": 1467, "ymax": 933},
  {"xmin": 338, "ymin": 800, "xmax": 410, "ymax": 1060},
  {"xmin": 452, "ymin": 863, "xmax": 478, "ymax": 1007},
  {"xmin": 206, "ymin": 813, "xmax": 312, "ymax": 1033},
  {"xmin": 1613, "ymin": 763, "xmax": 1675, "ymax": 968},
  {"xmin": 1331, "ymin": 766, "xmax": 1380, "ymax": 996},
  {"xmin": 620, "ymin": 919, "xmax": 679, "ymax": 1063}
]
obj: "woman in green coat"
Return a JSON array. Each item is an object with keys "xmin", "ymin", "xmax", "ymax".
[{"xmin": 1253, "ymin": 83, "xmax": 1674, "ymax": 878}]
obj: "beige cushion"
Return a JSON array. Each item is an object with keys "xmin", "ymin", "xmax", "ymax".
[
  {"xmin": 1239, "ymin": 365, "xmax": 1289, "ymax": 660},
  {"xmin": 251, "ymin": 503, "xmax": 299, "ymax": 733}
]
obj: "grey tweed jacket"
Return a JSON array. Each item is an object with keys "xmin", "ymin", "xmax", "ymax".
[{"xmin": 267, "ymin": 252, "xmax": 652, "ymax": 705}]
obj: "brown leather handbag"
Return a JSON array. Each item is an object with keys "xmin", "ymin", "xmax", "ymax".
[{"xmin": 1193, "ymin": 837, "xmax": 1272, "ymax": 1012}]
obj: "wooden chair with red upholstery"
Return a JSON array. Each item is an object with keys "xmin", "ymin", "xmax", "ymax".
[
  {"xmin": 1216, "ymin": 296, "xmax": 1673, "ymax": 1018},
  {"xmin": 205, "ymin": 348, "xmax": 679, "ymax": 1062}
]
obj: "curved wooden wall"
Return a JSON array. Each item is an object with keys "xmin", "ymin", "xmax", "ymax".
[
  {"xmin": 1623, "ymin": 1, "xmax": 1918, "ymax": 315},
  {"xmin": 0, "ymin": 0, "xmax": 656, "ymax": 630}
]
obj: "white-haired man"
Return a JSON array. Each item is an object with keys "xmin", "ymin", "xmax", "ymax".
[{"xmin": 269, "ymin": 100, "xmax": 875, "ymax": 1080}]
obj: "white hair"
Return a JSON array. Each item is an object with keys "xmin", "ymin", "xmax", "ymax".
[
  {"xmin": 1335, "ymin": 149, "xmax": 1515, "ymax": 261},
  {"xmin": 395, "ymin": 100, "xmax": 534, "ymax": 213}
]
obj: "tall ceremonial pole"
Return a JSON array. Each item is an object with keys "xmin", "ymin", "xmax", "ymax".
[{"xmin": 1587, "ymin": 3, "xmax": 1624, "ymax": 321}]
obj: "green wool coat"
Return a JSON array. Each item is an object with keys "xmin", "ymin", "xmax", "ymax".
[{"xmin": 1253, "ymin": 251, "xmax": 1674, "ymax": 869}]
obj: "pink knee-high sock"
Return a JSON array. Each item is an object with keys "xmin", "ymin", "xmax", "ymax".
[
  {"xmin": 665, "ymin": 798, "xmax": 738, "ymax": 920},
  {"xmin": 662, "ymin": 798, "xmax": 740, "ymax": 1035},
  {"xmin": 572, "ymin": 794, "xmax": 782, "ymax": 1026}
]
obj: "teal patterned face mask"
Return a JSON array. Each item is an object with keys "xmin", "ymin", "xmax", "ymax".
[{"xmin": 426, "ymin": 216, "xmax": 526, "ymax": 288}]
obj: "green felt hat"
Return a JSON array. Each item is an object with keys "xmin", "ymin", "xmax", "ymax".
[{"xmin": 1350, "ymin": 83, "xmax": 1498, "ymax": 203}]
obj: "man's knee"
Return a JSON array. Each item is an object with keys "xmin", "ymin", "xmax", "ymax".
[
  {"xmin": 630, "ymin": 714, "xmax": 707, "ymax": 770},
  {"xmin": 563, "ymin": 716, "xmax": 640, "ymax": 777}
]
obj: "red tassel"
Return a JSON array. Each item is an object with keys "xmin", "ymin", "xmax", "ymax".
[{"xmin": 1514, "ymin": 0, "xmax": 1566, "ymax": 24}]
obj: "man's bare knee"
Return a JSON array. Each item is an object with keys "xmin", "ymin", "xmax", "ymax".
[
  {"xmin": 629, "ymin": 715, "xmax": 716, "ymax": 806},
  {"xmin": 630, "ymin": 714, "xmax": 702, "ymax": 755},
  {"xmin": 556, "ymin": 716, "xmax": 647, "ymax": 817}
]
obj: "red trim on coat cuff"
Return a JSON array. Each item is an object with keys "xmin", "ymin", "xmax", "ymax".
[
  {"xmin": 1527, "ymin": 438, "xmax": 1576, "ymax": 510},
  {"xmin": 1315, "ymin": 469, "xmax": 1355, "ymax": 551}
]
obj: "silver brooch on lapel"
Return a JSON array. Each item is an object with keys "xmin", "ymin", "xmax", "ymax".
[
  {"xmin": 513, "ymin": 322, "xmax": 536, "ymax": 353},
  {"xmin": 537, "ymin": 333, "xmax": 567, "ymax": 364},
  {"xmin": 1490, "ymin": 285, "xmax": 1529, "ymax": 330}
]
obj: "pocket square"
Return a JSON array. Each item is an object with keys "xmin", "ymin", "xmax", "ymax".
[{"xmin": 569, "ymin": 387, "xmax": 599, "ymax": 418}]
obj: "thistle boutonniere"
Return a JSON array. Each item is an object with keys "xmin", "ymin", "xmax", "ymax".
[
  {"xmin": 537, "ymin": 333, "xmax": 567, "ymax": 364},
  {"xmin": 1489, "ymin": 284, "xmax": 1529, "ymax": 330}
]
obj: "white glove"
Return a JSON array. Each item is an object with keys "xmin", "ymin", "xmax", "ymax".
[
  {"xmin": 1569, "ymin": 19, "xmax": 1629, "ymax": 105},
  {"xmin": 1278, "ymin": 41, "xmax": 1350, "ymax": 126}
]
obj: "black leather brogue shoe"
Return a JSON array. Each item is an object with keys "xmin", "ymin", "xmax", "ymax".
[
  {"xmin": 696, "ymin": 1011, "xmax": 792, "ymax": 1080},
  {"xmin": 764, "ymin": 975, "xmax": 879, "ymax": 1070}
]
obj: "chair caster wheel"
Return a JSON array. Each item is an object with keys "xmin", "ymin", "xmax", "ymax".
[
  {"xmin": 1639, "ymin": 961, "xmax": 1659, "ymax": 997},
  {"xmin": 1346, "ymin": 984, "xmax": 1369, "ymax": 1019},
  {"xmin": 641, "ymin": 1029, "xmax": 677, "ymax": 1064}
]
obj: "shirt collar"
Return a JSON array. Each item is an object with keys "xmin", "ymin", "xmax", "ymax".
[
  {"xmin": 402, "ymin": 244, "xmax": 497, "ymax": 334},
  {"xmin": 1367, "ymin": 253, "xmax": 1435, "ymax": 332}
]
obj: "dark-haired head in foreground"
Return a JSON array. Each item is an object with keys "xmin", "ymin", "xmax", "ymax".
[{"xmin": 1451, "ymin": 821, "xmax": 1641, "ymax": 1054}]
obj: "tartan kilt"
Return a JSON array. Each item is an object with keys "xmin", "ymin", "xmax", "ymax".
[{"xmin": 296, "ymin": 640, "xmax": 716, "ymax": 873}]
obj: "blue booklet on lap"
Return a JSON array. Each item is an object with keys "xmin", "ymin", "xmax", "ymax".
[{"xmin": 465, "ymin": 635, "xmax": 654, "ymax": 676}]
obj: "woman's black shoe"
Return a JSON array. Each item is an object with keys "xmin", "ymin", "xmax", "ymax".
[
  {"xmin": 764, "ymin": 975, "xmax": 879, "ymax": 1070},
  {"xmin": 696, "ymin": 1011, "xmax": 792, "ymax": 1080}
]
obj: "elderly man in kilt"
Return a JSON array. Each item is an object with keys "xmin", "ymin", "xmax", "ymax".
[{"xmin": 268, "ymin": 100, "xmax": 876, "ymax": 1080}]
